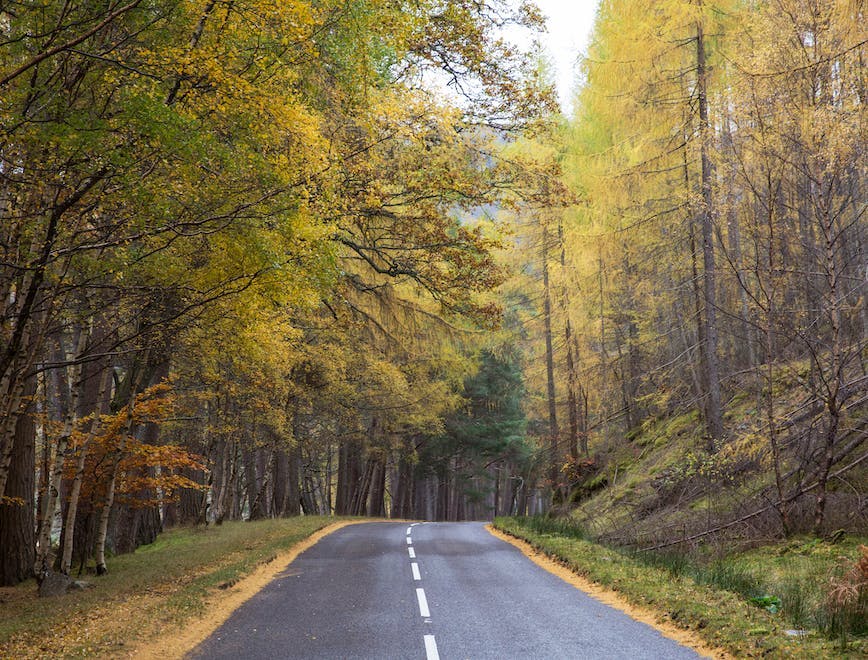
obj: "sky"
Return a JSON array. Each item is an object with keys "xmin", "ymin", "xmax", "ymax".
[{"xmin": 522, "ymin": 0, "xmax": 601, "ymax": 112}]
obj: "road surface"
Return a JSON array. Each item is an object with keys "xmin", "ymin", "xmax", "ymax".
[{"xmin": 191, "ymin": 522, "xmax": 702, "ymax": 659}]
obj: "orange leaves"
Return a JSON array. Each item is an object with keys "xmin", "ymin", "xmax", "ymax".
[
  {"xmin": 115, "ymin": 442, "xmax": 207, "ymax": 506},
  {"xmin": 63, "ymin": 381, "xmax": 207, "ymax": 507}
]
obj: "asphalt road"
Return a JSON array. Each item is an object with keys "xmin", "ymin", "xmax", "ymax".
[{"xmin": 190, "ymin": 522, "xmax": 702, "ymax": 659}]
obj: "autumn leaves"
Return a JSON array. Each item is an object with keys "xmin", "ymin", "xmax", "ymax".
[
  {"xmin": 523, "ymin": 0, "xmax": 865, "ymax": 529},
  {"xmin": 0, "ymin": 0, "xmax": 551, "ymax": 582}
]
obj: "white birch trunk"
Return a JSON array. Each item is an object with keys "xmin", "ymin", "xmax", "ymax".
[
  {"xmin": 34, "ymin": 325, "xmax": 89, "ymax": 575},
  {"xmin": 60, "ymin": 366, "xmax": 112, "ymax": 575},
  {"xmin": 95, "ymin": 381, "xmax": 139, "ymax": 575}
]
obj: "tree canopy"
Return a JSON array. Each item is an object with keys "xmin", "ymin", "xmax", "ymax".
[{"xmin": 1, "ymin": 0, "xmax": 864, "ymax": 589}]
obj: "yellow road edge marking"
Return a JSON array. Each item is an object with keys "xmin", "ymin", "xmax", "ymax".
[
  {"xmin": 485, "ymin": 524, "xmax": 731, "ymax": 660},
  {"xmin": 134, "ymin": 519, "xmax": 375, "ymax": 659}
]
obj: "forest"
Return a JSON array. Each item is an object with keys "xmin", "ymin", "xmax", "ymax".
[{"xmin": 0, "ymin": 0, "xmax": 864, "ymax": 594}]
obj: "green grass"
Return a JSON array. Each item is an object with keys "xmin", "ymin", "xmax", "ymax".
[
  {"xmin": 636, "ymin": 537, "xmax": 866, "ymax": 641},
  {"xmin": 494, "ymin": 516, "xmax": 866, "ymax": 658},
  {"xmin": 722, "ymin": 537, "xmax": 868, "ymax": 644},
  {"xmin": 0, "ymin": 516, "xmax": 334, "ymax": 657}
]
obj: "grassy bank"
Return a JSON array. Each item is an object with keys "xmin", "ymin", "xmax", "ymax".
[
  {"xmin": 494, "ymin": 516, "xmax": 866, "ymax": 658},
  {"xmin": 0, "ymin": 516, "xmax": 334, "ymax": 658}
]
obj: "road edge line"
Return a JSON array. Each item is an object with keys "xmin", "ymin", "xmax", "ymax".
[
  {"xmin": 485, "ymin": 524, "xmax": 729, "ymax": 660},
  {"xmin": 134, "ymin": 519, "xmax": 371, "ymax": 659}
]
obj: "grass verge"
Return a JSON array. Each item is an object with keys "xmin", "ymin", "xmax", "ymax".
[
  {"xmin": 0, "ymin": 516, "xmax": 334, "ymax": 658},
  {"xmin": 493, "ymin": 516, "xmax": 866, "ymax": 658}
]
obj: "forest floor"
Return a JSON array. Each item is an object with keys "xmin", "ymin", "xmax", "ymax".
[{"xmin": 0, "ymin": 516, "xmax": 347, "ymax": 658}]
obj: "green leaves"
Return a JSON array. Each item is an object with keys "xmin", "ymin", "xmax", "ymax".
[{"xmin": 750, "ymin": 595, "xmax": 783, "ymax": 614}]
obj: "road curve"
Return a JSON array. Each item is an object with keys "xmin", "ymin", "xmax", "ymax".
[{"xmin": 190, "ymin": 521, "xmax": 702, "ymax": 659}]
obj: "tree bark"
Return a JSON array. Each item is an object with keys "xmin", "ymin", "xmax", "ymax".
[
  {"xmin": 392, "ymin": 437, "xmax": 415, "ymax": 519},
  {"xmin": 558, "ymin": 220, "xmax": 584, "ymax": 460},
  {"xmin": 541, "ymin": 219, "xmax": 560, "ymax": 497},
  {"xmin": 94, "ymin": 354, "xmax": 149, "ymax": 574},
  {"xmin": 813, "ymin": 202, "xmax": 845, "ymax": 534},
  {"xmin": 272, "ymin": 449, "xmax": 288, "ymax": 517},
  {"xmin": 367, "ymin": 452, "xmax": 387, "ymax": 517},
  {"xmin": 695, "ymin": 10, "xmax": 724, "ymax": 442},
  {"xmin": 35, "ymin": 326, "xmax": 89, "ymax": 575},
  {"xmin": 60, "ymin": 366, "xmax": 112, "ymax": 574},
  {"xmin": 285, "ymin": 441, "xmax": 301, "ymax": 517},
  {"xmin": 0, "ymin": 376, "xmax": 36, "ymax": 586},
  {"xmin": 243, "ymin": 447, "xmax": 259, "ymax": 520}
]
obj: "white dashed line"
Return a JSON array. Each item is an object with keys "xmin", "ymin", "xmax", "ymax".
[
  {"xmin": 416, "ymin": 588, "xmax": 430, "ymax": 617},
  {"xmin": 424, "ymin": 634, "xmax": 440, "ymax": 660},
  {"xmin": 406, "ymin": 524, "xmax": 431, "ymax": 660}
]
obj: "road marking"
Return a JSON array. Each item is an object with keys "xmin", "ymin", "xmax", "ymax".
[
  {"xmin": 408, "ymin": 547, "xmax": 416, "ymax": 559},
  {"xmin": 406, "ymin": 527, "xmax": 412, "ymax": 535},
  {"xmin": 423, "ymin": 635, "xmax": 440, "ymax": 660},
  {"xmin": 416, "ymin": 588, "xmax": 430, "ymax": 617},
  {"xmin": 406, "ymin": 537, "xmax": 413, "ymax": 545},
  {"xmin": 411, "ymin": 562, "xmax": 421, "ymax": 580}
]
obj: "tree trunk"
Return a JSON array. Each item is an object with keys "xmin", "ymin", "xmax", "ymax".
[
  {"xmin": 60, "ymin": 366, "xmax": 112, "ymax": 574},
  {"xmin": 436, "ymin": 474, "xmax": 449, "ymax": 521},
  {"xmin": 0, "ymin": 376, "xmax": 36, "ymax": 586},
  {"xmin": 336, "ymin": 439, "xmax": 363, "ymax": 515},
  {"xmin": 813, "ymin": 202, "xmax": 845, "ymax": 534},
  {"xmin": 243, "ymin": 447, "xmax": 258, "ymax": 520},
  {"xmin": 351, "ymin": 456, "xmax": 375, "ymax": 516},
  {"xmin": 286, "ymin": 441, "xmax": 301, "ymax": 517},
  {"xmin": 762, "ymin": 179, "xmax": 790, "ymax": 536},
  {"xmin": 683, "ymin": 136, "xmax": 710, "ymax": 421},
  {"xmin": 177, "ymin": 466, "xmax": 206, "ymax": 525},
  {"xmin": 249, "ymin": 448, "xmax": 272, "ymax": 520},
  {"xmin": 94, "ymin": 361, "xmax": 145, "ymax": 575},
  {"xmin": 813, "ymin": 403, "xmax": 840, "ymax": 535},
  {"xmin": 112, "ymin": 433, "xmax": 163, "ymax": 554},
  {"xmin": 368, "ymin": 453, "xmax": 387, "ymax": 517},
  {"xmin": 392, "ymin": 437, "xmax": 415, "ymax": 519},
  {"xmin": 558, "ymin": 220, "xmax": 583, "ymax": 460},
  {"xmin": 36, "ymin": 326, "xmax": 89, "ymax": 575},
  {"xmin": 113, "ymin": 501, "xmax": 161, "ymax": 554},
  {"xmin": 336, "ymin": 440, "xmax": 350, "ymax": 515},
  {"xmin": 695, "ymin": 11, "xmax": 724, "ymax": 442},
  {"xmin": 273, "ymin": 448, "xmax": 288, "ymax": 517},
  {"xmin": 541, "ymin": 219, "xmax": 560, "ymax": 496}
]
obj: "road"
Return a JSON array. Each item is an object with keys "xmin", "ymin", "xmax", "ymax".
[{"xmin": 190, "ymin": 522, "xmax": 702, "ymax": 659}]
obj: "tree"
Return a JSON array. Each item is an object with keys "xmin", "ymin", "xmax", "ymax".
[
  {"xmin": 0, "ymin": 378, "xmax": 36, "ymax": 585},
  {"xmin": 419, "ymin": 348, "xmax": 531, "ymax": 520},
  {"xmin": 0, "ymin": 0, "xmax": 558, "ymax": 585}
]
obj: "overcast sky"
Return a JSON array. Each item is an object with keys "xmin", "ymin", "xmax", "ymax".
[{"xmin": 523, "ymin": 0, "xmax": 601, "ymax": 112}]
